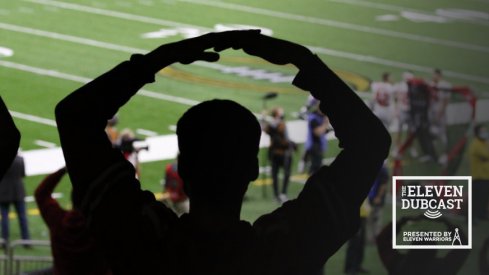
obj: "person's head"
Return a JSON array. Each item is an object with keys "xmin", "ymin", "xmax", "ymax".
[
  {"xmin": 433, "ymin": 68, "xmax": 443, "ymax": 82},
  {"xmin": 475, "ymin": 124, "xmax": 489, "ymax": 141},
  {"xmin": 382, "ymin": 72, "xmax": 391, "ymax": 83},
  {"xmin": 271, "ymin": 107, "xmax": 284, "ymax": 120},
  {"xmin": 402, "ymin": 71, "xmax": 414, "ymax": 82},
  {"xmin": 176, "ymin": 99, "xmax": 261, "ymax": 207},
  {"xmin": 107, "ymin": 115, "xmax": 118, "ymax": 127}
]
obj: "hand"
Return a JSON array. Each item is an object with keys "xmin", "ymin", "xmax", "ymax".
[
  {"xmin": 145, "ymin": 30, "xmax": 261, "ymax": 70},
  {"xmin": 214, "ymin": 33, "xmax": 313, "ymax": 69}
]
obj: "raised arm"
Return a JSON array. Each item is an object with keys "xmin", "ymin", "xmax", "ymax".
[
  {"xmin": 233, "ymin": 34, "xmax": 391, "ymax": 272},
  {"xmin": 0, "ymin": 97, "xmax": 20, "ymax": 180},
  {"xmin": 292, "ymin": 54, "xmax": 391, "ymax": 205},
  {"xmin": 34, "ymin": 168, "xmax": 67, "ymax": 227},
  {"xmin": 55, "ymin": 31, "xmax": 258, "ymax": 205}
]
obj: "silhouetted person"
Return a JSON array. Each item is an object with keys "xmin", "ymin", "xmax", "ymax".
[
  {"xmin": 0, "ymin": 153, "xmax": 30, "ymax": 243},
  {"xmin": 55, "ymin": 31, "xmax": 391, "ymax": 274},
  {"xmin": 377, "ymin": 216, "xmax": 469, "ymax": 275},
  {"xmin": 0, "ymin": 97, "xmax": 20, "ymax": 181},
  {"xmin": 35, "ymin": 168, "xmax": 111, "ymax": 275}
]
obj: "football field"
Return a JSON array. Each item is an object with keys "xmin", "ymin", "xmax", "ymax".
[{"xmin": 1, "ymin": 0, "xmax": 489, "ymax": 273}]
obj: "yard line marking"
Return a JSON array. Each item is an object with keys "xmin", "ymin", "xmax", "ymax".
[
  {"xmin": 1, "ymin": 22, "xmax": 488, "ymax": 86},
  {"xmin": 0, "ymin": 60, "xmax": 200, "ymax": 106},
  {"xmin": 24, "ymin": 0, "xmax": 489, "ymax": 53},
  {"xmin": 8, "ymin": 110, "xmax": 57, "ymax": 126},
  {"xmin": 328, "ymin": 0, "xmax": 489, "ymax": 27},
  {"xmin": 136, "ymin": 128, "xmax": 159, "ymax": 137},
  {"xmin": 0, "ymin": 22, "xmax": 143, "ymax": 54},
  {"xmin": 177, "ymin": 0, "xmax": 489, "ymax": 53},
  {"xmin": 25, "ymin": 193, "xmax": 62, "ymax": 203},
  {"xmin": 23, "ymin": 0, "xmax": 210, "ymax": 31},
  {"xmin": 34, "ymin": 140, "xmax": 57, "ymax": 148}
]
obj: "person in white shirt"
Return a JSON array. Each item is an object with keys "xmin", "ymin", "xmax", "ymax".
[{"xmin": 371, "ymin": 72, "xmax": 396, "ymax": 129}]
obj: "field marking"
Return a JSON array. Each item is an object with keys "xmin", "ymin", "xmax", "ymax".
[
  {"xmin": 136, "ymin": 128, "xmax": 159, "ymax": 137},
  {"xmin": 8, "ymin": 110, "xmax": 57, "ymax": 126},
  {"xmin": 23, "ymin": 0, "xmax": 489, "ymax": 54},
  {"xmin": 0, "ymin": 60, "xmax": 199, "ymax": 106},
  {"xmin": 0, "ymin": 22, "xmax": 143, "ymax": 54},
  {"xmin": 34, "ymin": 140, "xmax": 57, "ymax": 148},
  {"xmin": 1, "ymin": 22, "xmax": 488, "ymax": 86},
  {"xmin": 177, "ymin": 0, "xmax": 489, "ymax": 54},
  {"xmin": 328, "ymin": 0, "xmax": 489, "ymax": 27},
  {"xmin": 23, "ymin": 0, "xmax": 209, "ymax": 31}
]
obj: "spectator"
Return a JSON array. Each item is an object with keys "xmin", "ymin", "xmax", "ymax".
[
  {"xmin": 34, "ymin": 167, "xmax": 111, "ymax": 275},
  {"xmin": 0, "ymin": 153, "xmax": 30, "ymax": 243},
  {"xmin": 55, "ymin": 31, "xmax": 390, "ymax": 274}
]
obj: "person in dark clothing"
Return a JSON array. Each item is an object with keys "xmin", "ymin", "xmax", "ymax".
[
  {"xmin": 34, "ymin": 167, "xmax": 111, "ymax": 275},
  {"xmin": 55, "ymin": 31, "xmax": 391, "ymax": 274},
  {"xmin": 377, "ymin": 216, "xmax": 469, "ymax": 275},
  {"xmin": 305, "ymin": 101, "xmax": 329, "ymax": 175},
  {"xmin": 263, "ymin": 107, "xmax": 294, "ymax": 203},
  {"xmin": 0, "ymin": 154, "xmax": 30, "ymax": 242},
  {"xmin": 407, "ymin": 79, "xmax": 438, "ymax": 162},
  {"xmin": 0, "ymin": 97, "xmax": 20, "ymax": 181}
]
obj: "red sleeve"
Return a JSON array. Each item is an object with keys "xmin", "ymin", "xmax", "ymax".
[{"xmin": 35, "ymin": 169, "xmax": 68, "ymax": 228}]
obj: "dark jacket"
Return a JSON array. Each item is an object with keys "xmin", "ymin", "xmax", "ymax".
[{"xmin": 0, "ymin": 155, "xmax": 26, "ymax": 203}]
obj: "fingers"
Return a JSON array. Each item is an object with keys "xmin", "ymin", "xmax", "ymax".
[
  {"xmin": 212, "ymin": 29, "xmax": 262, "ymax": 52},
  {"xmin": 179, "ymin": 51, "xmax": 220, "ymax": 65}
]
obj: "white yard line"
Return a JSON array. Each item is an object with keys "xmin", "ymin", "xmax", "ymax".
[
  {"xmin": 8, "ymin": 110, "xmax": 57, "ymax": 126},
  {"xmin": 34, "ymin": 140, "xmax": 57, "ymax": 148},
  {"xmin": 0, "ymin": 60, "xmax": 199, "ymax": 106},
  {"xmin": 1, "ymin": 22, "xmax": 488, "ymax": 86},
  {"xmin": 177, "ymin": 0, "xmax": 489, "ymax": 53},
  {"xmin": 23, "ymin": 0, "xmax": 209, "ymax": 31},
  {"xmin": 328, "ymin": 0, "xmax": 489, "ymax": 27},
  {"xmin": 0, "ymin": 22, "xmax": 143, "ymax": 54},
  {"xmin": 24, "ymin": 0, "xmax": 489, "ymax": 53},
  {"xmin": 136, "ymin": 128, "xmax": 159, "ymax": 137}
]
